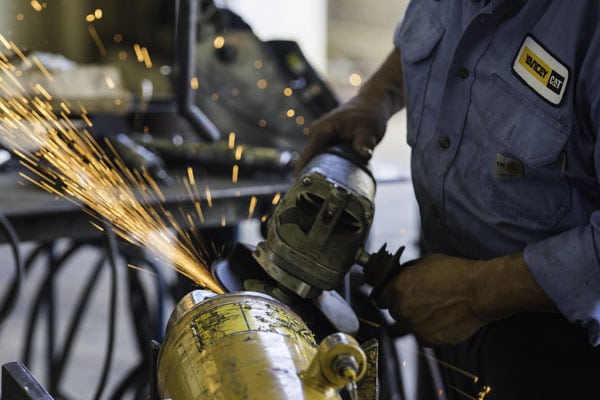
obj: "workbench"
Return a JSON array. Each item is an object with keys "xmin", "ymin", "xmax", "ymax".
[{"xmin": 0, "ymin": 170, "xmax": 290, "ymax": 243}]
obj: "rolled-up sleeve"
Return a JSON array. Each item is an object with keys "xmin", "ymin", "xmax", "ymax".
[
  {"xmin": 524, "ymin": 222, "xmax": 600, "ymax": 345},
  {"xmin": 524, "ymin": 90, "xmax": 600, "ymax": 346}
]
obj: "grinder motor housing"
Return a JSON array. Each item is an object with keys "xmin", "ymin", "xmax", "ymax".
[{"xmin": 253, "ymin": 148, "xmax": 376, "ymax": 299}]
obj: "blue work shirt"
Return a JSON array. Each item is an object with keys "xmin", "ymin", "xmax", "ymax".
[{"xmin": 395, "ymin": 0, "xmax": 600, "ymax": 345}]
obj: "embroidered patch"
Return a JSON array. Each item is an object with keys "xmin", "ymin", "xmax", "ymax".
[{"xmin": 512, "ymin": 35, "xmax": 569, "ymax": 105}]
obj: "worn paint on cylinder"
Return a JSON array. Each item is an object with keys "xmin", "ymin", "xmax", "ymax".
[{"xmin": 157, "ymin": 291, "xmax": 342, "ymax": 400}]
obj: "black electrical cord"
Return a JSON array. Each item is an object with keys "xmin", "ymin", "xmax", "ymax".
[
  {"xmin": 20, "ymin": 241, "xmax": 88, "ymax": 395},
  {"xmin": 23, "ymin": 242, "xmax": 52, "ymax": 273},
  {"xmin": 21, "ymin": 241, "xmax": 88, "ymax": 368},
  {"xmin": 0, "ymin": 211, "xmax": 23, "ymax": 329},
  {"xmin": 145, "ymin": 258, "xmax": 169, "ymax": 341},
  {"xmin": 123, "ymin": 266, "xmax": 154, "ymax": 400},
  {"xmin": 106, "ymin": 249, "xmax": 173, "ymax": 400},
  {"xmin": 126, "ymin": 254, "xmax": 172, "ymax": 345},
  {"xmin": 107, "ymin": 362, "xmax": 145, "ymax": 400},
  {"xmin": 17, "ymin": 226, "xmax": 179, "ymax": 400},
  {"xmin": 125, "ymin": 258, "xmax": 162, "ymax": 400},
  {"xmin": 350, "ymin": 284, "xmax": 406, "ymax": 400},
  {"xmin": 50, "ymin": 252, "xmax": 107, "ymax": 389},
  {"xmin": 45, "ymin": 243, "xmax": 57, "ymax": 393},
  {"xmin": 20, "ymin": 239, "xmax": 122, "ymax": 400},
  {"xmin": 133, "ymin": 259, "xmax": 172, "ymax": 400},
  {"xmin": 126, "ymin": 265, "xmax": 154, "ymax": 356},
  {"xmin": 91, "ymin": 223, "xmax": 119, "ymax": 400}
]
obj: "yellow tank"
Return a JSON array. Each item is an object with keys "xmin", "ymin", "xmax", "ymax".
[{"xmin": 156, "ymin": 290, "xmax": 366, "ymax": 400}]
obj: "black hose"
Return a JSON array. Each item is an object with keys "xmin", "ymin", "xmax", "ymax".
[
  {"xmin": 107, "ymin": 361, "xmax": 146, "ymax": 400},
  {"xmin": 50, "ymin": 253, "xmax": 106, "ymax": 388},
  {"xmin": 91, "ymin": 223, "xmax": 119, "ymax": 400},
  {"xmin": 22, "ymin": 241, "xmax": 88, "ymax": 366},
  {"xmin": 0, "ymin": 211, "xmax": 23, "ymax": 328}
]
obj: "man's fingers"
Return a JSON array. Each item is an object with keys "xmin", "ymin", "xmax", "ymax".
[
  {"xmin": 352, "ymin": 129, "xmax": 377, "ymax": 160},
  {"xmin": 387, "ymin": 317, "xmax": 413, "ymax": 338},
  {"xmin": 373, "ymin": 280, "xmax": 397, "ymax": 309},
  {"xmin": 293, "ymin": 127, "xmax": 337, "ymax": 176}
]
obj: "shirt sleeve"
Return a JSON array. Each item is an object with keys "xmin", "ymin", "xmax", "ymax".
[
  {"xmin": 524, "ymin": 222, "xmax": 600, "ymax": 345},
  {"xmin": 524, "ymin": 90, "xmax": 600, "ymax": 347}
]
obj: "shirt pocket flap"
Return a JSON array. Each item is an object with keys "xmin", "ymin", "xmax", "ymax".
[
  {"xmin": 395, "ymin": 2, "xmax": 445, "ymax": 63},
  {"xmin": 485, "ymin": 74, "xmax": 571, "ymax": 168}
]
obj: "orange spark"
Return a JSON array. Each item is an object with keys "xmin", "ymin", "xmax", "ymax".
[
  {"xmin": 478, "ymin": 386, "xmax": 491, "ymax": 400},
  {"xmin": 105, "ymin": 76, "xmax": 115, "ymax": 89},
  {"xmin": 234, "ymin": 145, "xmax": 243, "ymax": 161},
  {"xmin": 31, "ymin": 55, "xmax": 53, "ymax": 80},
  {"xmin": 248, "ymin": 196, "xmax": 257, "ymax": 219},
  {"xmin": 133, "ymin": 44, "xmax": 144, "ymax": 62},
  {"xmin": 190, "ymin": 77, "xmax": 199, "ymax": 90},
  {"xmin": 9, "ymin": 41, "xmax": 30, "ymax": 67},
  {"xmin": 231, "ymin": 164, "xmax": 239, "ymax": 183},
  {"xmin": 141, "ymin": 47, "xmax": 152, "ymax": 69},
  {"xmin": 30, "ymin": 0, "xmax": 43, "ymax": 12},
  {"xmin": 0, "ymin": 43, "xmax": 223, "ymax": 293},
  {"xmin": 127, "ymin": 264, "xmax": 157, "ymax": 276},
  {"xmin": 88, "ymin": 25, "xmax": 107, "ymax": 56},
  {"xmin": 205, "ymin": 185, "xmax": 213, "ymax": 207},
  {"xmin": 449, "ymin": 385, "xmax": 477, "ymax": 400},
  {"xmin": 34, "ymin": 83, "xmax": 52, "ymax": 100},
  {"xmin": 418, "ymin": 350, "xmax": 480, "ymax": 383},
  {"xmin": 271, "ymin": 192, "xmax": 282, "ymax": 205}
]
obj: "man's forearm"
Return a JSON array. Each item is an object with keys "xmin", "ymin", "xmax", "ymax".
[
  {"xmin": 355, "ymin": 48, "xmax": 406, "ymax": 121},
  {"xmin": 474, "ymin": 252, "xmax": 558, "ymax": 322}
]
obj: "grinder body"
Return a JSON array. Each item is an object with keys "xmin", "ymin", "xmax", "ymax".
[{"xmin": 253, "ymin": 149, "xmax": 375, "ymax": 299}]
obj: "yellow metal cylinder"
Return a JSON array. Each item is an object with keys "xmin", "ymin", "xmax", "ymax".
[{"xmin": 156, "ymin": 290, "xmax": 343, "ymax": 400}]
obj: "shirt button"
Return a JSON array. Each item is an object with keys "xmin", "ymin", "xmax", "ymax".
[
  {"xmin": 457, "ymin": 67, "xmax": 469, "ymax": 79},
  {"xmin": 439, "ymin": 136, "xmax": 451, "ymax": 149},
  {"xmin": 431, "ymin": 205, "xmax": 440, "ymax": 218}
]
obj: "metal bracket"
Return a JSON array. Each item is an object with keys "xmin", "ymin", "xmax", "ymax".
[
  {"xmin": 1, "ymin": 362, "xmax": 53, "ymax": 400},
  {"xmin": 175, "ymin": 0, "xmax": 221, "ymax": 141}
]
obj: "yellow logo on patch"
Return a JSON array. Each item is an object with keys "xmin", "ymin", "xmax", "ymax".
[
  {"xmin": 519, "ymin": 47, "xmax": 550, "ymax": 84},
  {"xmin": 519, "ymin": 46, "xmax": 565, "ymax": 95},
  {"xmin": 513, "ymin": 36, "xmax": 569, "ymax": 105}
]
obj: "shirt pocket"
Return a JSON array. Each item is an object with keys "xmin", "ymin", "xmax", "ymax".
[
  {"xmin": 394, "ymin": 1, "xmax": 445, "ymax": 147},
  {"xmin": 478, "ymin": 73, "xmax": 572, "ymax": 228}
]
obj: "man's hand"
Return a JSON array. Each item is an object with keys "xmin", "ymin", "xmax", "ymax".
[
  {"xmin": 374, "ymin": 252, "xmax": 556, "ymax": 346},
  {"xmin": 293, "ymin": 97, "xmax": 387, "ymax": 175},
  {"xmin": 293, "ymin": 48, "xmax": 406, "ymax": 175}
]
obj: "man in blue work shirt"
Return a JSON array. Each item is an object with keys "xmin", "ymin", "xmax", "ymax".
[{"xmin": 296, "ymin": 0, "xmax": 600, "ymax": 398}]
